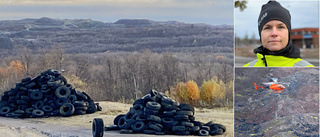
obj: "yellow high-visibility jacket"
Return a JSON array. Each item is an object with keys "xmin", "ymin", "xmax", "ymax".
[{"xmin": 243, "ymin": 53, "xmax": 314, "ymax": 67}]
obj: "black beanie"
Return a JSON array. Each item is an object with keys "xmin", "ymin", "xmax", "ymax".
[{"xmin": 258, "ymin": 1, "xmax": 291, "ymax": 42}]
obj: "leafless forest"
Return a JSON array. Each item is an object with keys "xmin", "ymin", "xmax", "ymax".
[{"xmin": 0, "ymin": 18, "xmax": 234, "ymax": 107}]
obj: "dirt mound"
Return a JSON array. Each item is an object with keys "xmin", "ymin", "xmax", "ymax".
[{"xmin": 234, "ymin": 68, "xmax": 319, "ymax": 136}]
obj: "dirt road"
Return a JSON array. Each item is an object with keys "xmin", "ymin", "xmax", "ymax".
[{"xmin": 0, "ymin": 101, "xmax": 233, "ymax": 137}]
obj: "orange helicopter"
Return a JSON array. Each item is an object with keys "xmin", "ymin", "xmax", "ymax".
[{"xmin": 254, "ymin": 78, "xmax": 287, "ymax": 93}]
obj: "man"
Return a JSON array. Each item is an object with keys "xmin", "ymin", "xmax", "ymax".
[{"xmin": 243, "ymin": 1, "xmax": 314, "ymax": 67}]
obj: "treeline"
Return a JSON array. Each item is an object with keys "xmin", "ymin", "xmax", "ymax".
[{"xmin": 0, "ymin": 47, "xmax": 233, "ymax": 108}]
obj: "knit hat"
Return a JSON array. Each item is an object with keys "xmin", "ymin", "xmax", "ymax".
[{"xmin": 258, "ymin": 1, "xmax": 291, "ymax": 42}]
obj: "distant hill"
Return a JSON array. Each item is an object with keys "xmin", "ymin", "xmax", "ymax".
[{"xmin": 0, "ymin": 17, "xmax": 233, "ymax": 57}]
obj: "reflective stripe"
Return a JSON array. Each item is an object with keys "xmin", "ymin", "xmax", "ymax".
[
  {"xmin": 293, "ymin": 60, "xmax": 314, "ymax": 67},
  {"xmin": 247, "ymin": 59, "xmax": 258, "ymax": 67}
]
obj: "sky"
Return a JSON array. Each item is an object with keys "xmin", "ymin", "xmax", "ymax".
[
  {"xmin": 0, "ymin": 0, "xmax": 234, "ymax": 25},
  {"xmin": 235, "ymin": 0, "xmax": 319, "ymax": 39}
]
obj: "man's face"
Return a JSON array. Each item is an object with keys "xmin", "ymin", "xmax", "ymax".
[{"xmin": 261, "ymin": 20, "xmax": 289, "ymax": 51}]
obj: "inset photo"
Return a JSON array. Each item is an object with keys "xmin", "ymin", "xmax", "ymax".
[
  {"xmin": 235, "ymin": 0, "xmax": 319, "ymax": 67},
  {"xmin": 234, "ymin": 67, "xmax": 319, "ymax": 136}
]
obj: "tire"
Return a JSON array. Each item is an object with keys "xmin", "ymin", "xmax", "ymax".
[
  {"xmin": 114, "ymin": 114, "xmax": 125, "ymax": 125},
  {"xmin": 161, "ymin": 117, "xmax": 174, "ymax": 125},
  {"xmin": 21, "ymin": 77, "xmax": 31, "ymax": 82},
  {"xmin": 32, "ymin": 109, "xmax": 44, "ymax": 118},
  {"xmin": 135, "ymin": 115, "xmax": 147, "ymax": 121},
  {"xmin": 200, "ymin": 126, "xmax": 210, "ymax": 131},
  {"xmin": 175, "ymin": 131, "xmax": 190, "ymax": 135},
  {"xmin": 124, "ymin": 112, "xmax": 136, "ymax": 122},
  {"xmin": 34, "ymin": 100, "xmax": 44, "ymax": 109},
  {"xmin": 179, "ymin": 103, "xmax": 195, "ymax": 112},
  {"xmin": 143, "ymin": 129, "xmax": 155, "ymax": 134},
  {"xmin": 133, "ymin": 99, "xmax": 145, "ymax": 106},
  {"xmin": 25, "ymin": 108, "xmax": 34, "ymax": 117},
  {"xmin": 144, "ymin": 107, "xmax": 158, "ymax": 115},
  {"xmin": 173, "ymin": 115, "xmax": 189, "ymax": 121},
  {"xmin": 25, "ymin": 82, "xmax": 36, "ymax": 89},
  {"xmin": 17, "ymin": 100, "xmax": 28, "ymax": 105},
  {"xmin": 76, "ymin": 91, "xmax": 88, "ymax": 100},
  {"xmin": 0, "ymin": 107, "xmax": 11, "ymax": 116},
  {"xmin": 17, "ymin": 105, "xmax": 28, "ymax": 111},
  {"xmin": 210, "ymin": 123, "xmax": 226, "ymax": 132},
  {"xmin": 41, "ymin": 89, "xmax": 51, "ymax": 94},
  {"xmin": 86, "ymin": 100, "xmax": 97, "ymax": 114},
  {"xmin": 198, "ymin": 129, "xmax": 209, "ymax": 136},
  {"xmin": 163, "ymin": 105, "xmax": 180, "ymax": 111},
  {"xmin": 147, "ymin": 124, "xmax": 162, "ymax": 132},
  {"xmin": 81, "ymin": 91, "xmax": 92, "ymax": 100},
  {"xmin": 96, "ymin": 103, "xmax": 102, "ymax": 111},
  {"xmin": 75, "ymin": 106, "xmax": 88, "ymax": 111},
  {"xmin": 42, "ymin": 105, "xmax": 54, "ymax": 113},
  {"xmin": 48, "ymin": 110, "xmax": 60, "ymax": 116},
  {"xmin": 172, "ymin": 126, "xmax": 186, "ymax": 132},
  {"xmin": 55, "ymin": 97, "xmax": 67, "ymax": 107},
  {"xmin": 59, "ymin": 103, "xmax": 75, "ymax": 117},
  {"xmin": 192, "ymin": 121, "xmax": 204, "ymax": 127},
  {"xmin": 92, "ymin": 118, "xmax": 104, "ymax": 137},
  {"xmin": 68, "ymin": 95, "xmax": 77, "ymax": 103},
  {"xmin": 181, "ymin": 121, "xmax": 194, "ymax": 128},
  {"xmin": 73, "ymin": 101, "xmax": 88, "ymax": 107},
  {"xmin": 162, "ymin": 110, "xmax": 176, "ymax": 117},
  {"xmin": 117, "ymin": 117, "xmax": 127, "ymax": 129},
  {"xmin": 149, "ymin": 89, "xmax": 158, "ymax": 97},
  {"xmin": 132, "ymin": 121, "xmax": 145, "ymax": 133},
  {"xmin": 74, "ymin": 110, "xmax": 86, "ymax": 115},
  {"xmin": 20, "ymin": 95, "xmax": 31, "ymax": 101},
  {"xmin": 176, "ymin": 110, "xmax": 193, "ymax": 116},
  {"xmin": 30, "ymin": 91, "xmax": 43, "ymax": 100},
  {"xmin": 146, "ymin": 101, "xmax": 161, "ymax": 110},
  {"xmin": 105, "ymin": 125, "xmax": 120, "ymax": 131},
  {"xmin": 147, "ymin": 115, "xmax": 161, "ymax": 123},
  {"xmin": 204, "ymin": 120, "xmax": 214, "ymax": 126},
  {"xmin": 55, "ymin": 86, "xmax": 71, "ymax": 98},
  {"xmin": 132, "ymin": 104, "xmax": 144, "ymax": 112}
]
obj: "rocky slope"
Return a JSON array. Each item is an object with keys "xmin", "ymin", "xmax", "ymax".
[{"xmin": 234, "ymin": 68, "xmax": 319, "ymax": 137}]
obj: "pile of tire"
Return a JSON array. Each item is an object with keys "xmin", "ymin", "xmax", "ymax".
[
  {"xmin": 92, "ymin": 89, "xmax": 226, "ymax": 137},
  {"xmin": 0, "ymin": 69, "xmax": 101, "ymax": 118}
]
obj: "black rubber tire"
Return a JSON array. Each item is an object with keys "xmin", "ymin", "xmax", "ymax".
[
  {"xmin": 146, "ymin": 101, "xmax": 161, "ymax": 110},
  {"xmin": 96, "ymin": 103, "xmax": 102, "ymax": 111},
  {"xmin": 73, "ymin": 101, "xmax": 88, "ymax": 107},
  {"xmin": 75, "ymin": 106, "xmax": 88, "ymax": 111},
  {"xmin": 144, "ymin": 107, "xmax": 158, "ymax": 115},
  {"xmin": 189, "ymin": 115, "xmax": 195, "ymax": 121},
  {"xmin": 117, "ymin": 117, "xmax": 127, "ymax": 129},
  {"xmin": 30, "ymin": 91, "xmax": 43, "ymax": 100},
  {"xmin": 41, "ymin": 89, "xmax": 51, "ymax": 94},
  {"xmin": 181, "ymin": 121, "xmax": 194, "ymax": 128},
  {"xmin": 76, "ymin": 91, "xmax": 88, "ymax": 100},
  {"xmin": 210, "ymin": 123, "xmax": 226, "ymax": 132},
  {"xmin": 20, "ymin": 95, "xmax": 31, "ymax": 101},
  {"xmin": 81, "ymin": 91, "xmax": 92, "ymax": 100},
  {"xmin": 92, "ymin": 118, "xmax": 104, "ymax": 137},
  {"xmin": 149, "ymin": 89, "xmax": 158, "ymax": 97},
  {"xmin": 59, "ymin": 103, "xmax": 75, "ymax": 117},
  {"xmin": 172, "ymin": 126, "xmax": 186, "ymax": 132},
  {"xmin": 124, "ymin": 112, "xmax": 136, "ymax": 122},
  {"xmin": 25, "ymin": 82, "xmax": 36, "ymax": 89},
  {"xmin": 198, "ymin": 129, "xmax": 209, "ymax": 136},
  {"xmin": 17, "ymin": 100, "xmax": 28, "ymax": 105},
  {"xmin": 25, "ymin": 108, "xmax": 34, "ymax": 117},
  {"xmin": 68, "ymin": 95, "xmax": 77, "ymax": 103},
  {"xmin": 177, "ymin": 110, "xmax": 193, "ymax": 116},
  {"xmin": 105, "ymin": 125, "xmax": 120, "ymax": 131},
  {"xmin": 161, "ymin": 117, "xmax": 174, "ymax": 125},
  {"xmin": 133, "ymin": 99, "xmax": 145, "ymax": 106},
  {"xmin": 135, "ymin": 115, "xmax": 147, "ymax": 121},
  {"xmin": 42, "ymin": 105, "xmax": 54, "ymax": 113},
  {"xmin": 34, "ymin": 100, "xmax": 44, "ymax": 109},
  {"xmin": 204, "ymin": 120, "xmax": 214, "ymax": 126},
  {"xmin": 179, "ymin": 103, "xmax": 195, "ymax": 112},
  {"xmin": 74, "ymin": 110, "xmax": 86, "ymax": 115},
  {"xmin": 32, "ymin": 109, "xmax": 44, "ymax": 118},
  {"xmin": 113, "ymin": 114, "xmax": 125, "ymax": 125},
  {"xmin": 147, "ymin": 124, "xmax": 162, "ymax": 132},
  {"xmin": 200, "ymin": 126, "xmax": 210, "ymax": 131},
  {"xmin": 86, "ymin": 100, "xmax": 97, "ymax": 114},
  {"xmin": 162, "ymin": 110, "xmax": 176, "ymax": 117},
  {"xmin": 55, "ymin": 97, "xmax": 67, "ymax": 107},
  {"xmin": 173, "ymin": 115, "xmax": 189, "ymax": 121},
  {"xmin": 155, "ymin": 132, "xmax": 165, "ymax": 135},
  {"xmin": 193, "ymin": 121, "xmax": 204, "ymax": 127},
  {"xmin": 147, "ymin": 115, "xmax": 161, "ymax": 123},
  {"xmin": 189, "ymin": 126, "xmax": 200, "ymax": 132},
  {"xmin": 48, "ymin": 110, "xmax": 60, "ymax": 116},
  {"xmin": 132, "ymin": 104, "xmax": 144, "ymax": 112},
  {"xmin": 55, "ymin": 86, "xmax": 71, "ymax": 98},
  {"xmin": 0, "ymin": 106, "xmax": 11, "ymax": 116},
  {"xmin": 21, "ymin": 77, "xmax": 31, "ymax": 82},
  {"xmin": 163, "ymin": 105, "xmax": 180, "ymax": 111},
  {"xmin": 17, "ymin": 105, "xmax": 28, "ymax": 111},
  {"xmin": 132, "ymin": 121, "xmax": 145, "ymax": 133}
]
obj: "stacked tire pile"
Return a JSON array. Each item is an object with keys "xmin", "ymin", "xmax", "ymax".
[
  {"xmin": 0, "ymin": 69, "xmax": 100, "ymax": 118},
  {"xmin": 92, "ymin": 90, "xmax": 226, "ymax": 137}
]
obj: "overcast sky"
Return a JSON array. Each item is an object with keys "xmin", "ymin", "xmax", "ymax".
[
  {"xmin": 0, "ymin": 0, "xmax": 233, "ymax": 25},
  {"xmin": 235, "ymin": 0, "xmax": 319, "ymax": 39}
]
